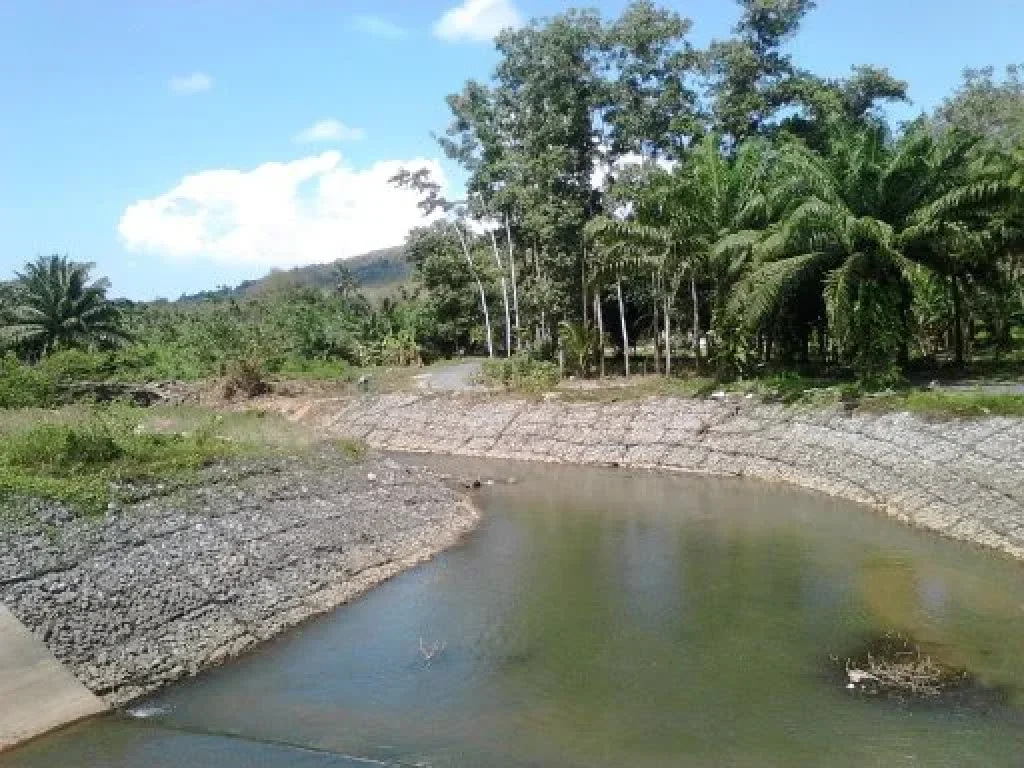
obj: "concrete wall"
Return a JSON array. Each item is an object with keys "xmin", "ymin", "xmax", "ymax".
[
  {"xmin": 293, "ymin": 393, "xmax": 1024, "ymax": 560},
  {"xmin": 0, "ymin": 606, "xmax": 107, "ymax": 752}
]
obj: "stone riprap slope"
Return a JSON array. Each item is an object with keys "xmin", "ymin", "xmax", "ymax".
[
  {"xmin": 0, "ymin": 453, "xmax": 476, "ymax": 706},
  {"xmin": 286, "ymin": 393, "xmax": 1024, "ymax": 560}
]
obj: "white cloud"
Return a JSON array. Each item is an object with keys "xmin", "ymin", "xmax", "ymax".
[
  {"xmin": 118, "ymin": 152, "xmax": 445, "ymax": 268},
  {"xmin": 350, "ymin": 14, "xmax": 408, "ymax": 39},
  {"xmin": 294, "ymin": 119, "xmax": 365, "ymax": 144},
  {"xmin": 168, "ymin": 72, "xmax": 213, "ymax": 94},
  {"xmin": 434, "ymin": 0, "xmax": 522, "ymax": 43}
]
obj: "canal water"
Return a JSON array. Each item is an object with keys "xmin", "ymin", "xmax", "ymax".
[{"xmin": 4, "ymin": 459, "xmax": 1024, "ymax": 766}]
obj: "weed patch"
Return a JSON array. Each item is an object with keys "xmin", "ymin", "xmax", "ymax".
[{"xmin": 0, "ymin": 407, "xmax": 280, "ymax": 515}]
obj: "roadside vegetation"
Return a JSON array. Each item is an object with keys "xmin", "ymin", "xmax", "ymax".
[{"xmin": 1, "ymin": 2, "xmax": 1023, "ymax": 428}]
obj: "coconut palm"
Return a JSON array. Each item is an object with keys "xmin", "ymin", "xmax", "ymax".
[{"xmin": 2, "ymin": 255, "xmax": 127, "ymax": 356}]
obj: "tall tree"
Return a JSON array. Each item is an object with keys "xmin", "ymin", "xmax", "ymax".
[
  {"xmin": 492, "ymin": 9, "xmax": 608, "ymax": 324},
  {"xmin": 390, "ymin": 168, "xmax": 496, "ymax": 358},
  {"xmin": 934, "ymin": 65, "xmax": 1024, "ymax": 150},
  {"xmin": 603, "ymin": 1, "xmax": 702, "ymax": 162},
  {"xmin": 703, "ymin": 0, "xmax": 817, "ymax": 143}
]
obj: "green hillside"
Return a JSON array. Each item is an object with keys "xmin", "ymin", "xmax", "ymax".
[{"xmin": 179, "ymin": 246, "xmax": 410, "ymax": 302}]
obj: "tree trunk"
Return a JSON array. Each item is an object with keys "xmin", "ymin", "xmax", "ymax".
[
  {"xmin": 506, "ymin": 216, "xmax": 521, "ymax": 352},
  {"xmin": 652, "ymin": 277, "xmax": 661, "ymax": 375},
  {"xmin": 951, "ymin": 274, "xmax": 964, "ymax": 366},
  {"xmin": 690, "ymin": 272, "xmax": 701, "ymax": 375},
  {"xmin": 453, "ymin": 222, "xmax": 493, "ymax": 358},
  {"xmin": 581, "ymin": 247, "xmax": 588, "ymax": 327},
  {"xmin": 487, "ymin": 229, "xmax": 512, "ymax": 357},
  {"xmin": 663, "ymin": 297, "xmax": 672, "ymax": 376},
  {"xmin": 617, "ymin": 277, "xmax": 630, "ymax": 378},
  {"xmin": 595, "ymin": 290, "xmax": 605, "ymax": 378}
]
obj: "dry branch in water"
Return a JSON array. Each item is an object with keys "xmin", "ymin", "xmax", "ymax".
[
  {"xmin": 839, "ymin": 632, "xmax": 969, "ymax": 699},
  {"xmin": 419, "ymin": 637, "xmax": 447, "ymax": 663}
]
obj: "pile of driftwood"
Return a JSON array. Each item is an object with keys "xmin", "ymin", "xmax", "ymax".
[{"xmin": 837, "ymin": 632, "xmax": 969, "ymax": 699}]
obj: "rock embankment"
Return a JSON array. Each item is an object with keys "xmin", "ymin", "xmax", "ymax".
[
  {"xmin": 281, "ymin": 393, "xmax": 1024, "ymax": 560},
  {"xmin": 0, "ymin": 452, "xmax": 476, "ymax": 707}
]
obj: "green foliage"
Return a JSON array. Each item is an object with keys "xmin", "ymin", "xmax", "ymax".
[
  {"xmin": 558, "ymin": 321, "xmax": 602, "ymax": 377},
  {"xmin": 2, "ymin": 255, "xmax": 127, "ymax": 356},
  {"xmin": 934, "ymin": 65, "xmax": 1024, "ymax": 150},
  {"xmin": 0, "ymin": 353, "xmax": 58, "ymax": 408},
  {"xmin": 482, "ymin": 355, "xmax": 561, "ymax": 392},
  {"xmin": 0, "ymin": 410, "xmax": 243, "ymax": 514}
]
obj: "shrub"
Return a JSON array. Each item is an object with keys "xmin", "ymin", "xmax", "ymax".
[
  {"xmin": 482, "ymin": 355, "xmax": 561, "ymax": 392},
  {"xmin": 38, "ymin": 348, "xmax": 109, "ymax": 383},
  {"xmin": 0, "ymin": 353, "xmax": 58, "ymax": 408},
  {"xmin": 0, "ymin": 411, "xmax": 240, "ymax": 513},
  {"xmin": 223, "ymin": 357, "xmax": 269, "ymax": 399}
]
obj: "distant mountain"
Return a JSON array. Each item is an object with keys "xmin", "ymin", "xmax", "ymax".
[{"xmin": 177, "ymin": 246, "xmax": 411, "ymax": 302}]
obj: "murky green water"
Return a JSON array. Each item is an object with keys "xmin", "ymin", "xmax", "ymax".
[{"xmin": 5, "ymin": 460, "xmax": 1024, "ymax": 767}]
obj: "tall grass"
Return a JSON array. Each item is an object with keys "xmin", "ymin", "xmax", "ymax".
[{"xmin": 0, "ymin": 406, "xmax": 307, "ymax": 515}]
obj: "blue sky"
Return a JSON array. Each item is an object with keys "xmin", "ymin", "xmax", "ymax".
[{"xmin": 1, "ymin": 0, "xmax": 1022, "ymax": 300}]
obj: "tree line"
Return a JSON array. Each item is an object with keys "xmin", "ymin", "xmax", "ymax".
[
  {"xmin": 394, "ymin": 0, "xmax": 1024, "ymax": 382},
  {"xmin": 1, "ymin": 1, "xmax": 1022, "ymax": 393}
]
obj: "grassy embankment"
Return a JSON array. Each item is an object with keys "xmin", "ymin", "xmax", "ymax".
[
  {"xmin": 0, "ymin": 405, "xmax": 315, "ymax": 518},
  {"xmin": 480, "ymin": 357, "xmax": 1024, "ymax": 418}
]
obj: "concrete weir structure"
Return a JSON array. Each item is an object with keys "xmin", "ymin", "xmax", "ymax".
[{"xmin": 0, "ymin": 606, "xmax": 107, "ymax": 751}]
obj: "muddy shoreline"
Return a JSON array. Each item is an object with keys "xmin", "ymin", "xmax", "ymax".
[{"xmin": 0, "ymin": 450, "xmax": 478, "ymax": 707}]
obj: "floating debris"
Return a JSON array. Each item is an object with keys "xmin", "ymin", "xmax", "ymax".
[{"xmin": 831, "ymin": 631, "xmax": 1007, "ymax": 709}]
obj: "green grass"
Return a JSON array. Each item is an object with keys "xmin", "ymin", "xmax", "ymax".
[
  {"xmin": 0, "ymin": 405, "xmax": 310, "ymax": 515},
  {"xmin": 862, "ymin": 390, "xmax": 1024, "ymax": 419},
  {"xmin": 520, "ymin": 369, "xmax": 1024, "ymax": 420},
  {"xmin": 556, "ymin": 375, "xmax": 718, "ymax": 403},
  {"xmin": 481, "ymin": 356, "xmax": 561, "ymax": 393}
]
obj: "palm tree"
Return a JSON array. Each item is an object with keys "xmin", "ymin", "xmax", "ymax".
[
  {"xmin": 2, "ymin": 255, "xmax": 127, "ymax": 356},
  {"xmin": 587, "ymin": 215, "xmax": 681, "ymax": 373},
  {"xmin": 897, "ymin": 128, "xmax": 1016, "ymax": 365},
  {"xmin": 730, "ymin": 122, "xmax": 1008, "ymax": 375},
  {"xmin": 558, "ymin": 320, "xmax": 600, "ymax": 377},
  {"xmin": 668, "ymin": 135, "xmax": 776, "ymax": 371},
  {"xmin": 587, "ymin": 138, "xmax": 773, "ymax": 375}
]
